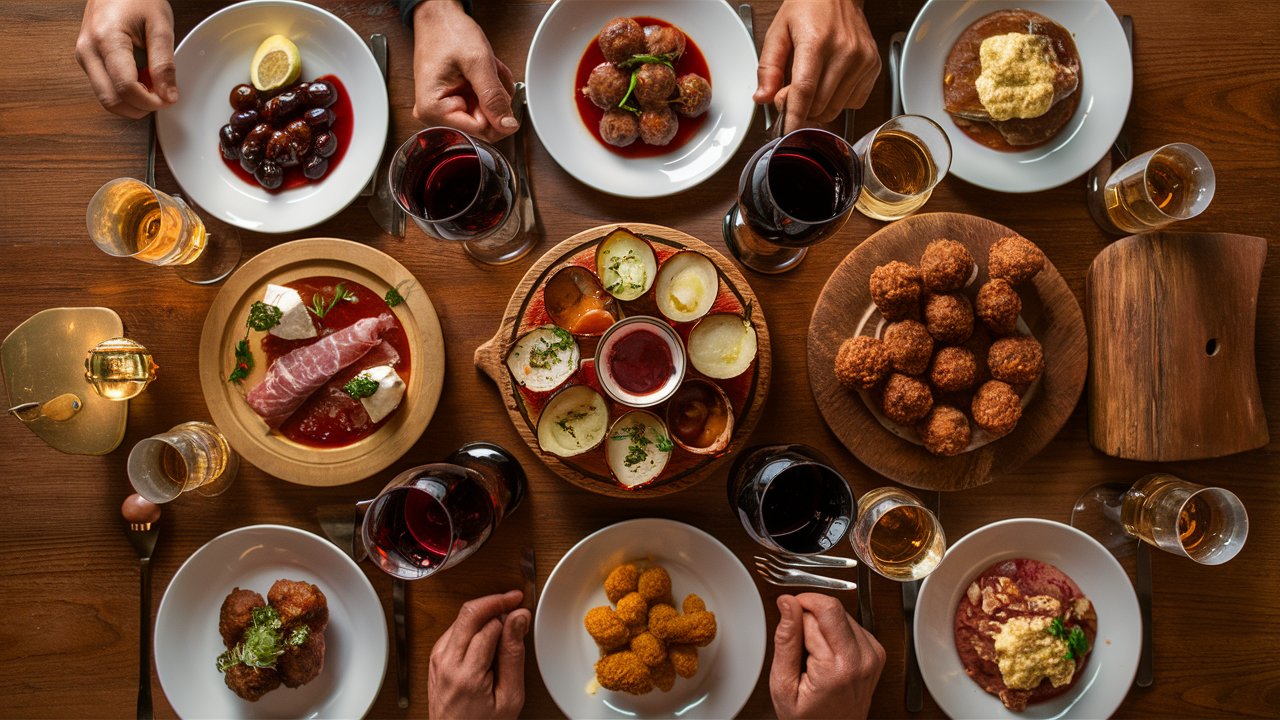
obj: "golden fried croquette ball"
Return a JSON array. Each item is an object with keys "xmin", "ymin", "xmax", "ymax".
[
  {"xmin": 648, "ymin": 602, "xmax": 678, "ymax": 632},
  {"xmin": 834, "ymin": 336, "xmax": 891, "ymax": 390},
  {"xmin": 682, "ymin": 594, "xmax": 706, "ymax": 614},
  {"xmin": 615, "ymin": 592, "xmax": 649, "ymax": 627},
  {"xmin": 630, "ymin": 631, "xmax": 667, "ymax": 667},
  {"xmin": 930, "ymin": 346, "xmax": 979, "ymax": 393},
  {"xmin": 987, "ymin": 336, "xmax": 1044, "ymax": 385},
  {"xmin": 976, "ymin": 279, "xmax": 1022, "ymax": 335},
  {"xmin": 604, "ymin": 564, "xmax": 640, "ymax": 604},
  {"xmin": 669, "ymin": 644, "xmax": 699, "ymax": 679},
  {"xmin": 595, "ymin": 651, "xmax": 654, "ymax": 694},
  {"xmin": 637, "ymin": 567, "xmax": 673, "ymax": 604},
  {"xmin": 924, "ymin": 292, "xmax": 975, "ymax": 345},
  {"xmin": 917, "ymin": 405, "xmax": 971, "ymax": 456},
  {"xmin": 224, "ymin": 663, "xmax": 282, "ymax": 702},
  {"xmin": 882, "ymin": 373, "xmax": 933, "ymax": 425},
  {"xmin": 988, "ymin": 235, "xmax": 1045, "ymax": 286},
  {"xmin": 219, "ymin": 588, "xmax": 266, "ymax": 647},
  {"xmin": 920, "ymin": 239, "xmax": 974, "ymax": 292},
  {"xmin": 651, "ymin": 658, "xmax": 677, "ymax": 691},
  {"xmin": 268, "ymin": 579, "xmax": 328, "ymax": 634},
  {"xmin": 585, "ymin": 606, "xmax": 631, "ymax": 649},
  {"xmin": 870, "ymin": 261, "xmax": 923, "ymax": 320},
  {"xmin": 651, "ymin": 610, "xmax": 717, "ymax": 646},
  {"xmin": 972, "ymin": 380, "xmax": 1022, "ymax": 436},
  {"xmin": 882, "ymin": 320, "xmax": 934, "ymax": 375}
]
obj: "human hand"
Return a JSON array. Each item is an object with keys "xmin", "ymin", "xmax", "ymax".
[
  {"xmin": 411, "ymin": 0, "xmax": 518, "ymax": 142},
  {"xmin": 75, "ymin": 0, "xmax": 178, "ymax": 118},
  {"xmin": 428, "ymin": 589, "xmax": 531, "ymax": 720},
  {"xmin": 755, "ymin": 0, "xmax": 880, "ymax": 132},
  {"xmin": 769, "ymin": 593, "xmax": 886, "ymax": 720}
]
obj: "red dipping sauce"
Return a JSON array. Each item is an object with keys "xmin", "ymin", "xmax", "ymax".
[
  {"xmin": 574, "ymin": 17, "xmax": 711, "ymax": 158},
  {"xmin": 609, "ymin": 327, "xmax": 675, "ymax": 394}
]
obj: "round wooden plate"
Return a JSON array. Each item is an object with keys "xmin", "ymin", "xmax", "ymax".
[
  {"xmin": 199, "ymin": 238, "xmax": 445, "ymax": 486},
  {"xmin": 807, "ymin": 213, "xmax": 1086, "ymax": 491},
  {"xmin": 475, "ymin": 223, "xmax": 771, "ymax": 498}
]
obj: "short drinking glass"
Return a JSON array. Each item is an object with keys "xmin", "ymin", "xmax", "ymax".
[
  {"xmin": 728, "ymin": 444, "xmax": 854, "ymax": 554},
  {"xmin": 853, "ymin": 115, "xmax": 951, "ymax": 221},
  {"xmin": 1100, "ymin": 143, "xmax": 1215, "ymax": 234},
  {"xmin": 1121, "ymin": 474, "xmax": 1247, "ymax": 565},
  {"xmin": 127, "ymin": 421, "xmax": 238, "ymax": 503},
  {"xmin": 848, "ymin": 487, "xmax": 945, "ymax": 581}
]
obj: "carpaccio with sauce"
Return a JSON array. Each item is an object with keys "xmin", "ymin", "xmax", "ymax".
[
  {"xmin": 251, "ymin": 276, "xmax": 411, "ymax": 447},
  {"xmin": 954, "ymin": 558, "xmax": 1097, "ymax": 711}
]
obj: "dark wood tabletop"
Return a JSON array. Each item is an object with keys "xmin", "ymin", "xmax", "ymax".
[{"xmin": 1, "ymin": 1, "xmax": 1277, "ymax": 718}]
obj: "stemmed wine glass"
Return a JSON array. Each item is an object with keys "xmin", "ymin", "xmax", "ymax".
[
  {"xmin": 389, "ymin": 127, "xmax": 535, "ymax": 265},
  {"xmin": 728, "ymin": 444, "xmax": 854, "ymax": 554},
  {"xmin": 723, "ymin": 128, "xmax": 860, "ymax": 274}
]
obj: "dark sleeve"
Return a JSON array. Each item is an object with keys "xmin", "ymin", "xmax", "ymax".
[{"xmin": 394, "ymin": 0, "xmax": 474, "ymax": 26}]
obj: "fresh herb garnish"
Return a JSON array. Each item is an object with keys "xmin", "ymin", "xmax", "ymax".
[
  {"xmin": 618, "ymin": 70, "xmax": 640, "ymax": 113},
  {"xmin": 247, "ymin": 301, "xmax": 283, "ymax": 332},
  {"xmin": 528, "ymin": 327, "xmax": 574, "ymax": 369},
  {"xmin": 555, "ymin": 409, "xmax": 591, "ymax": 438},
  {"xmin": 310, "ymin": 282, "xmax": 357, "ymax": 318},
  {"xmin": 610, "ymin": 423, "xmax": 673, "ymax": 467},
  {"xmin": 604, "ymin": 251, "xmax": 644, "ymax": 294},
  {"xmin": 215, "ymin": 606, "xmax": 309, "ymax": 673},
  {"xmin": 618, "ymin": 53, "xmax": 676, "ymax": 70},
  {"xmin": 343, "ymin": 373, "xmax": 379, "ymax": 399},
  {"xmin": 656, "ymin": 433, "xmax": 674, "ymax": 453},
  {"xmin": 1046, "ymin": 617, "xmax": 1090, "ymax": 661},
  {"xmin": 228, "ymin": 339, "xmax": 253, "ymax": 384},
  {"xmin": 384, "ymin": 286, "xmax": 405, "ymax": 307}
]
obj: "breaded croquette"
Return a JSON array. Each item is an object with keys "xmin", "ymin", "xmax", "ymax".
[
  {"xmin": 630, "ymin": 631, "xmax": 667, "ymax": 667},
  {"xmin": 651, "ymin": 658, "xmax": 677, "ymax": 691},
  {"xmin": 268, "ymin": 579, "xmax": 328, "ymax": 634},
  {"xmin": 669, "ymin": 644, "xmax": 699, "ymax": 678},
  {"xmin": 653, "ymin": 611, "xmax": 717, "ymax": 646},
  {"xmin": 648, "ymin": 603, "xmax": 678, "ymax": 630},
  {"xmin": 637, "ymin": 567, "xmax": 673, "ymax": 604},
  {"xmin": 615, "ymin": 592, "xmax": 648, "ymax": 626},
  {"xmin": 604, "ymin": 563, "xmax": 640, "ymax": 604},
  {"xmin": 682, "ymin": 594, "xmax": 706, "ymax": 614},
  {"xmin": 584, "ymin": 606, "xmax": 630, "ymax": 649},
  {"xmin": 595, "ymin": 651, "xmax": 654, "ymax": 694},
  {"xmin": 278, "ymin": 630, "xmax": 325, "ymax": 688}
]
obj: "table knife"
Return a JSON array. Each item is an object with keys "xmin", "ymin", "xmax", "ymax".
[
  {"xmin": 902, "ymin": 575, "xmax": 922, "ymax": 712},
  {"xmin": 520, "ymin": 545, "xmax": 538, "ymax": 613},
  {"xmin": 1135, "ymin": 541, "xmax": 1153, "ymax": 687},
  {"xmin": 510, "ymin": 82, "xmax": 536, "ymax": 237},
  {"xmin": 361, "ymin": 34, "xmax": 386, "ymax": 199},
  {"xmin": 394, "ymin": 577, "xmax": 410, "ymax": 708},
  {"xmin": 1085, "ymin": 16, "xmax": 1133, "ymax": 233},
  {"xmin": 737, "ymin": 3, "xmax": 774, "ymax": 132},
  {"xmin": 889, "ymin": 32, "xmax": 907, "ymax": 118}
]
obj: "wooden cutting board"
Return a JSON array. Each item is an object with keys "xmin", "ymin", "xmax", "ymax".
[{"xmin": 1086, "ymin": 232, "xmax": 1269, "ymax": 460}]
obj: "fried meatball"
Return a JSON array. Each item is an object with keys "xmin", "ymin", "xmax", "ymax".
[
  {"xmin": 598, "ymin": 18, "xmax": 646, "ymax": 64},
  {"xmin": 682, "ymin": 594, "xmax": 706, "ymax": 614},
  {"xmin": 268, "ymin": 579, "xmax": 328, "ymax": 634},
  {"xmin": 870, "ymin": 261, "xmax": 923, "ymax": 319},
  {"xmin": 882, "ymin": 320, "xmax": 933, "ymax": 375},
  {"xmin": 583, "ymin": 62, "xmax": 628, "ymax": 110},
  {"xmin": 917, "ymin": 405, "xmax": 971, "ymax": 456},
  {"xmin": 600, "ymin": 108, "xmax": 640, "ymax": 147},
  {"xmin": 637, "ymin": 567, "xmax": 673, "ymax": 604},
  {"xmin": 669, "ymin": 644, "xmax": 699, "ymax": 679},
  {"xmin": 224, "ymin": 663, "xmax": 282, "ymax": 702},
  {"xmin": 278, "ymin": 628, "xmax": 325, "ymax": 688},
  {"xmin": 987, "ymin": 336, "xmax": 1044, "ymax": 385},
  {"xmin": 930, "ymin": 346, "xmax": 979, "ymax": 392},
  {"xmin": 834, "ymin": 336, "xmax": 891, "ymax": 390},
  {"xmin": 651, "ymin": 658, "xmax": 677, "ymax": 691},
  {"xmin": 644, "ymin": 25, "xmax": 686, "ymax": 60},
  {"xmin": 604, "ymin": 563, "xmax": 640, "ymax": 604},
  {"xmin": 616, "ymin": 592, "xmax": 649, "ymax": 627},
  {"xmin": 596, "ymin": 651, "xmax": 654, "ymax": 694},
  {"xmin": 638, "ymin": 106, "xmax": 678, "ymax": 146},
  {"xmin": 882, "ymin": 373, "xmax": 934, "ymax": 424},
  {"xmin": 585, "ymin": 606, "xmax": 631, "ymax": 649},
  {"xmin": 634, "ymin": 62, "xmax": 676, "ymax": 109},
  {"xmin": 976, "ymin": 279, "xmax": 1022, "ymax": 335},
  {"xmin": 673, "ymin": 73, "xmax": 711, "ymax": 117},
  {"xmin": 219, "ymin": 588, "xmax": 266, "ymax": 647},
  {"xmin": 630, "ymin": 631, "xmax": 667, "ymax": 667},
  {"xmin": 972, "ymin": 380, "xmax": 1022, "ymax": 436},
  {"xmin": 920, "ymin": 239, "xmax": 974, "ymax": 292},
  {"xmin": 988, "ymin": 235, "xmax": 1045, "ymax": 285},
  {"xmin": 924, "ymin": 293, "xmax": 975, "ymax": 344}
]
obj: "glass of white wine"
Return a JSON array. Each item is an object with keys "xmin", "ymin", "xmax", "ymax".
[
  {"xmin": 852, "ymin": 115, "xmax": 951, "ymax": 222},
  {"xmin": 1099, "ymin": 143, "xmax": 1215, "ymax": 234},
  {"xmin": 848, "ymin": 486, "xmax": 945, "ymax": 581},
  {"xmin": 127, "ymin": 421, "xmax": 238, "ymax": 503}
]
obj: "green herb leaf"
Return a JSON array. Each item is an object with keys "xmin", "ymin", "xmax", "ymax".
[
  {"xmin": 656, "ymin": 433, "xmax": 674, "ymax": 453},
  {"xmin": 228, "ymin": 339, "xmax": 253, "ymax": 384},
  {"xmin": 555, "ymin": 408, "xmax": 591, "ymax": 439},
  {"xmin": 1046, "ymin": 617, "xmax": 1090, "ymax": 661},
  {"xmin": 618, "ymin": 70, "xmax": 639, "ymax": 112},
  {"xmin": 288, "ymin": 625, "xmax": 310, "ymax": 646},
  {"xmin": 343, "ymin": 373, "xmax": 379, "ymax": 399},
  {"xmin": 617, "ymin": 53, "xmax": 676, "ymax": 70},
  {"xmin": 310, "ymin": 282, "xmax": 357, "ymax": 318},
  {"xmin": 528, "ymin": 327, "xmax": 575, "ymax": 369},
  {"xmin": 216, "ymin": 606, "xmax": 292, "ymax": 673},
  {"xmin": 384, "ymin": 286, "xmax": 405, "ymax": 308},
  {"xmin": 247, "ymin": 301, "xmax": 283, "ymax": 332}
]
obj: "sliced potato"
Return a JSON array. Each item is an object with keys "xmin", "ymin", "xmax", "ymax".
[
  {"xmin": 654, "ymin": 251, "xmax": 719, "ymax": 323},
  {"xmin": 605, "ymin": 410, "xmax": 673, "ymax": 488},
  {"xmin": 537, "ymin": 385, "xmax": 609, "ymax": 457},
  {"xmin": 596, "ymin": 229, "xmax": 658, "ymax": 302},
  {"xmin": 688, "ymin": 312, "xmax": 758, "ymax": 379},
  {"xmin": 506, "ymin": 325, "xmax": 580, "ymax": 392}
]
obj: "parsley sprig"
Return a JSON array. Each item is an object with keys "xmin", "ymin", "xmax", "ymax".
[
  {"xmin": 310, "ymin": 282, "xmax": 357, "ymax": 318},
  {"xmin": 1047, "ymin": 617, "xmax": 1090, "ymax": 661},
  {"xmin": 343, "ymin": 373, "xmax": 379, "ymax": 399},
  {"xmin": 216, "ymin": 606, "xmax": 309, "ymax": 673},
  {"xmin": 228, "ymin": 301, "xmax": 282, "ymax": 384},
  {"xmin": 610, "ymin": 422, "xmax": 674, "ymax": 467},
  {"xmin": 528, "ymin": 327, "xmax": 574, "ymax": 369}
]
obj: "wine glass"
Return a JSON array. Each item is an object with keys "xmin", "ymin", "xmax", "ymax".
[
  {"xmin": 389, "ymin": 127, "xmax": 535, "ymax": 265},
  {"xmin": 852, "ymin": 114, "xmax": 951, "ymax": 221},
  {"xmin": 1071, "ymin": 474, "xmax": 1248, "ymax": 564},
  {"xmin": 361, "ymin": 442, "xmax": 527, "ymax": 580},
  {"xmin": 728, "ymin": 444, "xmax": 854, "ymax": 554},
  {"xmin": 848, "ymin": 487, "xmax": 945, "ymax": 581},
  {"xmin": 722, "ymin": 128, "xmax": 860, "ymax": 274},
  {"xmin": 127, "ymin": 421, "xmax": 238, "ymax": 503}
]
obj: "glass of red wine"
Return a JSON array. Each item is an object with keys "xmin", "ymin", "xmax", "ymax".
[
  {"xmin": 723, "ymin": 128, "xmax": 860, "ymax": 274},
  {"xmin": 389, "ymin": 127, "xmax": 535, "ymax": 265},
  {"xmin": 361, "ymin": 441, "xmax": 527, "ymax": 580},
  {"xmin": 728, "ymin": 444, "xmax": 855, "ymax": 555}
]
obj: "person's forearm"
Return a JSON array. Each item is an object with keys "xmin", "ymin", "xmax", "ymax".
[{"xmin": 394, "ymin": 0, "xmax": 472, "ymax": 26}]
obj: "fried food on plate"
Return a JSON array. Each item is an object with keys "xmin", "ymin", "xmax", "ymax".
[
  {"xmin": 630, "ymin": 631, "xmax": 667, "ymax": 667},
  {"xmin": 615, "ymin": 591, "xmax": 649, "ymax": 627},
  {"xmin": 834, "ymin": 336, "xmax": 891, "ymax": 391},
  {"xmin": 268, "ymin": 578, "xmax": 328, "ymax": 634},
  {"xmin": 279, "ymin": 629, "xmax": 325, "ymax": 688},
  {"xmin": 595, "ymin": 651, "xmax": 654, "ymax": 694},
  {"xmin": 921, "ymin": 239, "xmax": 975, "ymax": 292},
  {"xmin": 219, "ymin": 588, "xmax": 266, "ymax": 648},
  {"xmin": 218, "ymin": 580, "xmax": 328, "ymax": 702},
  {"xmin": 637, "ymin": 567, "xmax": 673, "ymax": 605},
  {"xmin": 883, "ymin": 319, "xmax": 934, "ymax": 375},
  {"xmin": 604, "ymin": 563, "xmax": 639, "ymax": 604},
  {"xmin": 223, "ymin": 663, "xmax": 282, "ymax": 702},
  {"xmin": 989, "ymin": 235, "xmax": 1046, "ymax": 286},
  {"xmin": 585, "ymin": 605, "xmax": 630, "ymax": 650},
  {"xmin": 988, "ymin": 336, "xmax": 1044, "ymax": 385},
  {"xmin": 669, "ymin": 643, "xmax": 699, "ymax": 678}
]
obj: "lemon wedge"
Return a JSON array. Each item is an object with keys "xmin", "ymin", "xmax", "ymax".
[{"xmin": 250, "ymin": 35, "xmax": 301, "ymax": 92}]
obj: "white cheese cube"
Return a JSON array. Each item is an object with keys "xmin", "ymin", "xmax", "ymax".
[
  {"xmin": 263, "ymin": 284, "xmax": 318, "ymax": 340},
  {"xmin": 358, "ymin": 365, "xmax": 406, "ymax": 424}
]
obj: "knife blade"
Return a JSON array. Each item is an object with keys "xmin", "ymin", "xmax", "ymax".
[
  {"xmin": 509, "ymin": 82, "xmax": 536, "ymax": 237},
  {"xmin": 889, "ymin": 32, "xmax": 906, "ymax": 118},
  {"xmin": 737, "ymin": 3, "xmax": 774, "ymax": 132},
  {"xmin": 394, "ymin": 577, "xmax": 410, "ymax": 708},
  {"xmin": 519, "ymin": 545, "xmax": 538, "ymax": 613},
  {"xmin": 903, "ymin": 576, "xmax": 922, "ymax": 712},
  {"xmin": 1135, "ymin": 541, "xmax": 1153, "ymax": 687},
  {"xmin": 857, "ymin": 561, "xmax": 875, "ymax": 636},
  {"xmin": 361, "ymin": 34, "xmax": 387, "ymax": 199},
  {"xmin": 1085, "ymin": 16, "xmax": 1133, "ymax": 233}
]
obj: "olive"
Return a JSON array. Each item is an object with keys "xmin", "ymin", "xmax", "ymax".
[
  {"xmin": 229, "ymin": 109, "xmax": 259, "ymax": 133},
  {"xmin": 302, "ymin": 107, "xmax": 333, "ymax": 130},
  {"xmin": 219, "ymin": 124, "xmax": 242, "ymax": 159},
  {"xmin": 255, "ymin": 160, "xmax": 283, "ymax": 190},
  {"xmin": 266, "ymin": 130, "xmax": 299, "ymax": 167},
  {"xmin": 302, "ymin": 154, "xmax": 329, "ymax": 180},
  {"xmin": 245, "ymin": 123, "xmax": 273, "ymax": 147},
  {"xmin": 285, "ymin": 119, "xmax": 312, "ymax": 155},
  {"xmin": 229, "ymin": 84, "xmax": 258, "ymax": 112},
  {"xmin": 312, "ymin": 131, "xmax": 337, "ymax": 158},
  {"xmin": 306, "ymin": 80, "xmax": 337, "ymax": 109}
]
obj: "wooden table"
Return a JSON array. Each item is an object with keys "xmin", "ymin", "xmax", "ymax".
[{"xmin": 1, "ymin": 1, "xmax": 1276, "ymax": 717}]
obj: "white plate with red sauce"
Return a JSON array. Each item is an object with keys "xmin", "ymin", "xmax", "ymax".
[
  {"xmin": 198, "ymin": 238, "xmax": 445, "ymax": 485},
  {"xmin": 156, "ymin": 0, "xmax": 388, "ymax": 233},
  {"xmin": 915, "ymin": 518, "xmax": 1140, "ymax": 719},
  {"xmin": 525, "ymin": 0, "xmax": 758, "ymax": 198}
]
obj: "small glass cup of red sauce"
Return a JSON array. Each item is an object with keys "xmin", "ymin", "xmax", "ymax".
[{"xmin": 595, "ymin": 316, "xmax": 686, "ymax": 407}]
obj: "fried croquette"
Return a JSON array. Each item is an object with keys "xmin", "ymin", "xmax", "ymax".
[
  {"xmin": 630, "ymin": 631, "xmax": 667, "ymax": 667},
  {"xmin": 987, "ymin": 336, "xmax": 1044, "ymax": 385},
  {"xmin": 924, "ymin": 292, "xmax": 975, "ymax": 344},
  {"xmin": 637, "ymin": 567, "xmax": 673, "ymax": 605},
  {"xmin": 268, "ymin": 579, "xmax": 328, "ymax": 634},
  {"xmin": 278, "ymin": 629, "xmax": 325, "ymax": 688},
  {"xmin": 615, "ymin": 592, "xmax": 649, "ymax": 627},
  {"xmin": 595, "ymin": 651, "xmax": 654, "ymax": 694},
  {"xmin": 604, "ymin": 563, "xmax": 640, "ymax": 604},
  {"xmin": 585, "ymin": 606, "xmax": 631, "ymax": 649},
  {"xmin": 917, "ymin": 405, "xmax": 972, "ymax": 456},
  {"xmin": 648, "ymin": 602, "xmax": 678, "ymax": 630},
  {"xmin": 976, "ymin": 279, "xmax": 1022, "ymax": 335},
  {"xmin": 651, "ymin": 658, "xmax": 677, "ymax": 691},
  {"xmin": 920, "ymin": 239, "xmax": 974, "ymax": 292},
  {"xmin": 219, "ymin": 588, "xmax": 265, "ymax": 648},
  {"xmin": 834, "ymin": 336, "xmax": 891, "ymax": 390},
  {"xmin": 988, "ymin": 235, "xmax": 1045, "ymax": 285},
  {"xmin": 870, "ymin": 261, "xmax": 923, "ymax": 319},
  {"xmin": 930, "ymin": 346, "xmax": 979, "ymax": 393},
  {"xmin": 882, "ymin": 320, "xmax": 934, "ymax": 375},
  {"xmin": 682, "ymin": 594, "xmax": 706, "ymax": 614},
  {"xmin": 669, "ymin": 644, "xmax": 699, "ymax": 678},
  {"xmin": 223, "ymin": 663, "xmax": 282, "ymax": 702},
  {"xmin": 652, "ymin": 610, "xmax": 717, "ymax": 646},
  {"xmin": 972, "ymin": 380, "xmax": 1022, "ymax": 436},
  {"xmin": 882, "ymin": 373, "xmax": 934, "ymax": 425}
]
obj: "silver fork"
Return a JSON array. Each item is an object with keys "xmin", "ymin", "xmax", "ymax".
[
  {"xmin": 754, "ymin": 555, "xmax": 858, "ymax": 591},
  {"xmin": 756, "ymin": 551, "xmax": 857, "ymax": 569},
  {"xmin": 125, "ymin": 516, "xmax": 159, "ymax": 720}
]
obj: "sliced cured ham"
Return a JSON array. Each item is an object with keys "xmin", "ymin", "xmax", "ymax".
[{"xmin": 246, "ymin": 314, "xmax": 397, "ymax": 428}]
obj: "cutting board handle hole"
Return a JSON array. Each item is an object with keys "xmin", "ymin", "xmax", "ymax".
[{"xmin": 1206, "ymin": 338, "xmax": 1220, "ymax": 356}]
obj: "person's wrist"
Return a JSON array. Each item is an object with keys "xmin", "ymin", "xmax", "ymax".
[{"xmin": 411, "ymin": 0, "xmax": 468, "ymax": 28}]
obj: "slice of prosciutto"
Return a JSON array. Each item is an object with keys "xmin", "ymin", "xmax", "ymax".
[{"xmin": 246, "ymin": 314, "xmax": 397, "ymax": 428}]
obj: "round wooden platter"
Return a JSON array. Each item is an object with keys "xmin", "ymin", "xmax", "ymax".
[
  {"xmin": 199, "ymin": 238, "xmax": 445, "ymax": 486},
  {"xmin": 474, "ymin": 223, "xmax": 772, "ymax": 499},
  {"xmin": 807, "ymin": 212, "xmax": 1087, "ymax": 491}
]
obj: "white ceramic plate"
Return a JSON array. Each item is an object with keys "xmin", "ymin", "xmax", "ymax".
[
  {"xmin": 535, "ymin": 518, "xmax": 766, "ymax": 718},
  {"xmin": 900, "ymin": 0, "xmax": 1132, "ymax": 193},
  {"xmin": 526, "ymin": 0, "xmax": 757, "ymax": 198},
  {"xmin": 156, "ymin": 0, "xmax": 388, "ymax": 233},
  {"xmin": 155, "ymin": 525, "xmax": 387, "ymax": 719},
  {"xmin": 915, "ymin": 518, "xmax": 1140, "ymax": 719}
]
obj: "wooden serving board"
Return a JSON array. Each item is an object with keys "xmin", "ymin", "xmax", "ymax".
[
  {"xmin": 807, "ymin": 212, "xmax": 1087, "ymax": 491},
  {"xmin": 1087, "ymin": 231, "xmax": 1269, "ymax": 460},
  {"xmin": 474, "ymin": 223, "xmax": 771, "ymax": 499}
]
